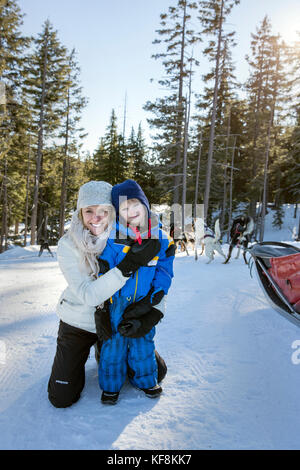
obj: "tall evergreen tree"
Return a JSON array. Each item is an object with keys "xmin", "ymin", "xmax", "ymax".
[
  {"xmin": 197, "ymin": 0, "xmax": 240, "ymax": 218},
  {"xmin": 244, "ymin": 16, "xmax": 277, "ymax": 220},
  {"xmin": 0, "ymin": 0, "xmax": 30, "ymax": 251},
  {"xmin": 194, "ymin": 10, "xmax": 240, "ymax": 224},
  {"xmin": 92, "ymin": 110, "xmax": 127, "ymax": 185},
  {"xmin": 24, "ymin": 20, "xmax": 70, "ymax": 244},
  {"xmin": 58, "ymin": 48, "xmax": 88, "ymax": 238},
  {"xmin": 276, "ymin": 34, "xmax": 300, "ymax": 206},
  {"xmin": 144, "ymin": 0, "xmax": 199, "ymax": 204},
  {"xmin": 280, "ymin": 108, "xmax": 300, "ymax": 204},
  {"xmin": 259, "ymin": 36, "xmax": 290, "ymax": 240}
]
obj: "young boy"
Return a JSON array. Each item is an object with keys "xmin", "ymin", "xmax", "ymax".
[{"xmin": 96, "ymin": 179, "xmax": 175, "ymax": 404}]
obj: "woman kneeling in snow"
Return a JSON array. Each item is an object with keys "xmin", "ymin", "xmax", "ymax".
[{"xmin": 48, "ymin": 180, "xmax": 166, "ymax": 408}]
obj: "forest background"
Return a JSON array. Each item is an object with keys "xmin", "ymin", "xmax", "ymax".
[{"xmin": 0, "ymin": 0, "xmax": 299, "ymax": 251}]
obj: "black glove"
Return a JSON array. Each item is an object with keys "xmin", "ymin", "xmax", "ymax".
[
  {"xmin": 117, "ymin": 238, "xmax": 161, "ymax": 277},
  {"xmin": 118, "ymin": 307, "xmax": 163, "ymax": 338},
  {"xmin": 98, "ymin": 258, "xmax": 110, "ymax": 274},
  {"xmin": 94, "ymin": 304, "xmax": 112, "ymax": 341},
  {"xmin": 123, "ymin": 287, "xmax": 164, "ymax": 320},
  {"xmin": 118, "ymin": 319, "xmax": 141, "ymax": 337}
]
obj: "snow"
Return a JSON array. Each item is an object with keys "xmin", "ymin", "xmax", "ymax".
[{"xmin": 0, "ymin": 205, "xmax": 300, "ymax": 450}]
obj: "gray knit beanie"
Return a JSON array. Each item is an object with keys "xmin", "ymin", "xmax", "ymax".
[{"xmin": 77, "ymin": 181, "xmax": 113, "ymax": 210}]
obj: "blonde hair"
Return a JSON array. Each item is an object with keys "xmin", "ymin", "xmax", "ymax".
[{"xmin": 67, "ymin": 206, "xmax": 115, "ymax": 278}]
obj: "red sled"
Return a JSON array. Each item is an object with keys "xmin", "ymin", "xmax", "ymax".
[{"xmin": 247, "ymin": 242, "xmax": 300, "ymax": 327}]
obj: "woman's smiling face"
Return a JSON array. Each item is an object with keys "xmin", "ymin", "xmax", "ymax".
[{"xmin": 81, "ymin": 205, "xmax": 111, "ymax": 236}]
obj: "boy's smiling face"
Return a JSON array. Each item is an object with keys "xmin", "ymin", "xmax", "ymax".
[{"xmin": 119, "ymin": 198, "xmax": 147, "ymax": 227}]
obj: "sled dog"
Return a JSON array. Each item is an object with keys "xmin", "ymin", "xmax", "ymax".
[
  {"xmin": 194, "ymin": 218, "xmax": 226, "ymax": 263},
  {"xmin": 170, "ymin": 223, "xmax": 195, "ymax": 255}
]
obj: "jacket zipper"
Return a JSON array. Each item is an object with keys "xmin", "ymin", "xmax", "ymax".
[{"xmin": 133, "ymin": 269, "xmax": 139, "ymax": 302}]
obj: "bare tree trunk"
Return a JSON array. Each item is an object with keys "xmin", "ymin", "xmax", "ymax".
[
  {"xmin": 221, "ymin": 106, "xmax": 231, "ymax": 231},
  {"xmin": 0, "ymin": 158, "xmax": 8, "ymax": 252},
  {"xmin": 30, "ymin": 32, "xmax": 49, "ymax": 245},
  {"xmin": 122, "ymin": 90, "xmax": 127, "ymax": 140},
  {"xmin": 43, "ymin": 208, "xmax": 48, "ymax": 241},
  {"xmin": 173, "ymin": 0, "xmax": 187, "ymax": 206},
  {"xmin": 24, "ymin": 127, "xmax": 32, "ymax": 246},
  {"xmin": 59, "ymin": 86, "xmax": 70, "ymax": 239},
  {"xmin": 259, "ymin": 120, "xmax": 271, "ymax": 242},
  {"xmin": 249, "ymin": 46, "xmax": 266, "ymax": 220},
  {"xmin": 194, "ymin": 131, "xmax": 202, "ymax": 220},
  {"xmin": 181, "ymin": 106, "xmax": 188, "ymax": 231},
  {"xmin": 259, "ymin": 44, "xmax": 280, "ymax": 241},
  {"xmin": 14, "ymin": 220, "xmax": 19, "ymax": 236},
  {"xmin": 227, "ymin": 135, "xmax": 237, "ymax": 242},
  {"xmin": 203, "ymin": 0, "xmax": 224, "ymax": 220},
  {"xmin": 181, "ymin": 61, "xmax": 192, "ymax": 231},
  {"xmin": 221, "ymin": 165, "xmax": 227, "ymax": 230}
]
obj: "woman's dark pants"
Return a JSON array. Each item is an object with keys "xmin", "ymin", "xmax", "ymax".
[{"xmin": 48, "ymin": 320, "xmax": 167, "ymax": 408}]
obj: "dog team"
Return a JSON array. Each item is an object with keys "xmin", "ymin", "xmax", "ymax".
[{"xmin": 170, "ymin": 215, "xmax": 254, "ymax": 264}]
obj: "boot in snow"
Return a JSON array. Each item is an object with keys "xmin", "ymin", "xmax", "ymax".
[
  {"xmin": 101, "ymin": 391, "xmax": 119, "ymax": 405},
  {"xmin": 141, "ymin": 384, "xmax": 162, "ymax": 398}
]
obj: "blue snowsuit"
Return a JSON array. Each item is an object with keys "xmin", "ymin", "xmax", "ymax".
[{"xmin": 98, "ymin": 213, "xmax": 174, "ymax": 393}]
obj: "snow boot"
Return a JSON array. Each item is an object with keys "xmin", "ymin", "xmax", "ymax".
[
  {"xmin": 141, "ymin": 384, "xmax": 162, "ymax": 398},
  {"xmin": 101, "ymin": 391, "xmax": 119, "ymax": 405}
]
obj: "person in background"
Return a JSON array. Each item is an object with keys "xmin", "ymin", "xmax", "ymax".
[{"xmin": 38, "ymin": 239, "xmax": 54, "ymax": 257}]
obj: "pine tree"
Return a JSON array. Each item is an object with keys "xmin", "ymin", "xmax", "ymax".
[
  {"xmin": 89, "ymin": 138, "xmax": 107, "ymax": 180},
  {"xmin": 277, "ymin": 34, "xmax": 300, "ymax": 205},
  {"xmin": 0, "ymin": 0, "xmax": 30, "ymax": 251},
  {"xmin": 126, "ymin": 127, "xmax": 137, "ymax": 179},
  {"xmin": 259, "ymin": 36, "xmax": 290, "ymax": 240},
  {"xmin": 242, "ymin": 17, "xmax": 293, "ymax": 241},
  {"xmin": 93, "ymin": 110, "xmax": 127, "ymax": 185},
  {"xmin": 195, "ymin": 10, "xmax": 240, "ymax": 224},
  {"xmin": 144, "ymin": 0, "xmax": 199, "ymax": 204},
  {"xmin": 131, "ymin": 124, "xmax": 147, "ymax": 181},
  {"xmin": 58, "ymin": 48, "xmax": 88, "ymax": 238},
  {"xmin": 280, "ymin": 109, "xmax": 300, "ymax": 204},
  {"xmin": 197, "ymin": 0, "xmax": 240, "ymax": 218},
  {"xmin": 0, "ymin": 0, "xmax": 29, "ymax": 90},
  {"xmin": 244, "ymin": 16, "xmax": 277, "ymax": 220},
  {"xmin": 24, "ymin": 20, "xmax": 70, "ymax": 244}
]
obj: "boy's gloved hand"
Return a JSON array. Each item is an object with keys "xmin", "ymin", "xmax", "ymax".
[
  {"xmin": 118, "ymin": 307, "xmax": 163, "ymax": 338},
  {"xmin": 118, "ymin": 319, "xmax": 141, "ymax": 337},
  {"xmin": 117, "ymin": 239, "xmax": 161, "ymax": 277},
  {"xmin": 123, "ymin": 287, "xmax": 164, "ymax": 319}
]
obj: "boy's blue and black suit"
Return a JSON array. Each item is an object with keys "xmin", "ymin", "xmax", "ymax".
[
  {"xmin": 97, "ymin": 180, "xmax": 175, "ymax": 393},
  {"xmin": 98, "ymin": 215, "xmax": 174, "ymax": 392}
]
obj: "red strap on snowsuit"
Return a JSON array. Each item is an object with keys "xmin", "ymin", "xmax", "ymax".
[{"xmin": 128, "ymin": 218, "xmax": 151, "ymax": 245}]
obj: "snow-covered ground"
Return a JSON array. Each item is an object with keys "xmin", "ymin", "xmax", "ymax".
[{"xmin": 0, "ymin": 206, "xmax": 300, "ymax": 450}]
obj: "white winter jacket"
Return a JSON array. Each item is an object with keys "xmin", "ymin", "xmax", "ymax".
[{"xmin": 56, "ymin": 234, "xmax": 128, "ymax": 333}]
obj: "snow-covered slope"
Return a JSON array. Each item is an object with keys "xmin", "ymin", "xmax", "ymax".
[{"xmin": 0, "ymin": 206, "xmax": 300, "ymax": 450}]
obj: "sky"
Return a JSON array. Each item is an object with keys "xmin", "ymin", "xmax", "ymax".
[{"xmin": 17, "ymin": 0, "xmax": 300, "ymax": 156}]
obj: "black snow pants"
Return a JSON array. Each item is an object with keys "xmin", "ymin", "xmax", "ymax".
[{"xmin": 48, "ymin": 320, "xmax": 167, "ymax": 408}]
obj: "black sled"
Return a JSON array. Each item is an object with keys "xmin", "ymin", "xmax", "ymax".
[{"xmin": 246, "ymin": 241, "xmax": 300, "ymax": 327}]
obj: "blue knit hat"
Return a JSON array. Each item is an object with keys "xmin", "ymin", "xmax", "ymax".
[{"xmin": 111, "ymin": 179, "xmax": 150, "ymax": 216}]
